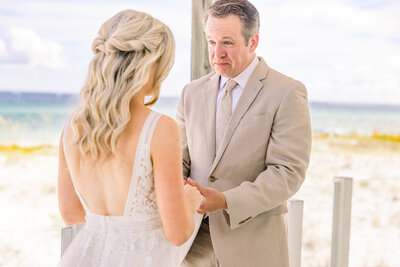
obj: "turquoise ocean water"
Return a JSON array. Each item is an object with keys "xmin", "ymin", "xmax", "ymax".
[{"xmin": 1, "ymin": 91, "xmax": 399, "ymax": 146}]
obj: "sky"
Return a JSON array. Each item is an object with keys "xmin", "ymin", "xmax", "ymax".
[{"xmin": 0, "ymin": 0, "xmax": 399, "ymax": 105}]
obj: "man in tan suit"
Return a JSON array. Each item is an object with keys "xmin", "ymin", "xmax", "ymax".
[{"xmin": 177, "ymin": 0, "xmax": 311, "ymax": 266}]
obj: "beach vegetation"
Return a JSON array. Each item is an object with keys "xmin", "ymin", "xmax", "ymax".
[
  {"xmin": 0, "ymin": 145, "xmax": 56, "ymax": 155},
  {"xmin": 371, "ymin": 132, "xmax": 400, "ymax": 143}
]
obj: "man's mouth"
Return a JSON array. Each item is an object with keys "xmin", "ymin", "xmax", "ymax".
[{"xmin": 214, "ymin": 62, "xmax": 229, "ymax": 66}]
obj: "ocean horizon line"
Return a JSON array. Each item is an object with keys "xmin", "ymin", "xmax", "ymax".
[
  {"xmin": 1, "ymin": 90, "xmax": 399, "ymax": 109},
  {"xmin": 1, "ymin": 89, "xmax": 400, "ymax": 147}
]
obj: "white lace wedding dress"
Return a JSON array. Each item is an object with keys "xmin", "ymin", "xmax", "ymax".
[{"xmin": 58, "ymin": 111, "xmax": 180, "ymax": 267}]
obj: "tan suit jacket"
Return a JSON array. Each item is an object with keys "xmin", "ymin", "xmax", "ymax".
[{"xmin": 176, "ymin": 57, "xmax": 312, "ymax": 267}]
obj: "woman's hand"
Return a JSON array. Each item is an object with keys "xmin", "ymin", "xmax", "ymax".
[{"xmin": 184, "ymin": 183, "xmax": 203, "ymax": 213}]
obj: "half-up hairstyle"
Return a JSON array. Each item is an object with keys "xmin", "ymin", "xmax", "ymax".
[{"xmin": 71, "ymin": 9, "xmax": 175, "ymax": 160}]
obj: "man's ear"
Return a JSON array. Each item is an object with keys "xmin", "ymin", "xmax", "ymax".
[{"xmin": 248, "ymin": 33, "xmax": 259, "ymax": 52}]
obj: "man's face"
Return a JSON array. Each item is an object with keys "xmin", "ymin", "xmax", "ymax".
[{"xmin": 205, "ymin": 14, "xmax": 258, "ymax": 78}]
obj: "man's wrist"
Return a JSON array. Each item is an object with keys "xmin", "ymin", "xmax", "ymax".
[{"xmin": 220, "ymin": 191, "xmax": 228, "ymax": 210}]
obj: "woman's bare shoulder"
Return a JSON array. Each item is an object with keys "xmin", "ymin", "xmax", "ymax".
[
  {"xmin": 155, "ymin": 114, "xmax": 179, "ymax": 136},
  {"xmin": 151, "ymin": 114, "xmax": 180, "ymax": 151}
]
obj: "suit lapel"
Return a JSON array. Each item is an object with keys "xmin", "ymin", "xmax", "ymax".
[
  {"xmin": 210, "ymin": 58, "xmax": 269, "ymax": 174},
  {"xmin": 202, "ymin": 72, "xmax": 220, "ymax": 161}
]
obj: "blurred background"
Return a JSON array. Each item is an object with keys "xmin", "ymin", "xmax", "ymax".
[{"xmin": 0, "ymin": 0, "xmax": 399, "ymax": 266}]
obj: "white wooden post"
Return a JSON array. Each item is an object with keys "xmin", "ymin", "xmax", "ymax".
[
  {"xmin": 330, "ymin": 177, "xmax": 353, "ymax": 267},
  {"xmin": 287, "ymin": 199, "xmax": 304, "ymax": 267},
  {"xmin": 60, "ymin": 224, "xmax": 84, "ymax": 256}
]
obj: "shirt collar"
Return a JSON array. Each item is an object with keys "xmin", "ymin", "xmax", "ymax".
[{"xmin": 219, "ymin": 56, "xmax": 259, "ymax": 90}]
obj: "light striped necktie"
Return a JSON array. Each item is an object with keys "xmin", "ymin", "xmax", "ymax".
[{"xmin": 216, "ymin": 79, "xmax": 237, "ymax": 152}]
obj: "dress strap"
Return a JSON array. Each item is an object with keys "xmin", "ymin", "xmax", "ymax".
[
  {"xmin": 143, "ymin": 111, "xmax": 163, "ymax": 149},
  {"xmin": 123, "ymin": 110, "xmax": 162, "ymax": 216}
]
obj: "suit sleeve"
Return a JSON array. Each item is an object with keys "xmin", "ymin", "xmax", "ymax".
[
  {"xmin": 223, "ymin": 82, "xmax": 312, "ymax": 230},
  {"xmin": 176, "ymin": 85, "xmax": 191, "ymax": 179}
]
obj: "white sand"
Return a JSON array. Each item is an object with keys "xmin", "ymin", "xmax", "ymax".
[
  {"xmin": 295, "ymin": 137, "xmax": 400, "ymax": 266},
  {"xmin": 0, "ymin": 152, "xmax": 63, "ymax": 267},
  {"xmin": 0, "ymin": 137, "xmax": 399, "ymax": 266}
]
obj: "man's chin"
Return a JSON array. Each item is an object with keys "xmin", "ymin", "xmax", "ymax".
[{"xmin": 214, "ymin": 67, "xmax": 232, "ymax": 78}]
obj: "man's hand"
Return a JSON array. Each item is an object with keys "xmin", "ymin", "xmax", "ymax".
[{"xmin": 187, "ymin": 178, "xmax": 227, "ymax": 214}]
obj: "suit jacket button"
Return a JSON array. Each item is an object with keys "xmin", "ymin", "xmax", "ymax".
[{"xmin": 208, "ymin": 176, "xmax": 217, "ymax": 183}]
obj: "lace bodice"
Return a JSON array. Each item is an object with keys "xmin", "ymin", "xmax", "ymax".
[{"xmin": 123, "ymin": 111, "xmax": 161, "ymax": 221}]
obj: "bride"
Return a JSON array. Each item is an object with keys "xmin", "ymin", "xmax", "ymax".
[{"xmin": 57, "ymin": 9, "xmax": 202, "ymax": 266}]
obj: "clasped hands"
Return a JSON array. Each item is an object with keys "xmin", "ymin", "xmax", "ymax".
[{"xmin": 185, "ymin": 178, "xmax": 227, "ymax": 214}]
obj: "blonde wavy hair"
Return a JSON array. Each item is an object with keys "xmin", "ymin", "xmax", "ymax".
[{"xmin": 71, "ymin": 9, "xmax": 175, "ymax": 160}]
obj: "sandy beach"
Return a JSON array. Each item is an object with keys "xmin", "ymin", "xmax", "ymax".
[
  {"xmin": 0, "ymin": 136, "xmax": 399, "ymax": 266},
  {"xmin": 299, "ymin": 136, "xmax": 400, "ymax": 266}
]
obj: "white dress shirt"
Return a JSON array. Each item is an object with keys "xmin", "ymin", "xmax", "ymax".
[{"xmin": 216, "ymin": 56, "xmax": 260, "ymax": 114}]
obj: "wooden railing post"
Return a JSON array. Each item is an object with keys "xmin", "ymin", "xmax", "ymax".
[
  {"xmin": 288, "ymin": 199, "xmax": 304, "ymax": 267},
  {"xmin": 191, "ymin": 0, "xmax": 213, "ymax": 81},
  {"xmin": 330, "ymin": 177, "xmax": 353, "ymax": 267}
]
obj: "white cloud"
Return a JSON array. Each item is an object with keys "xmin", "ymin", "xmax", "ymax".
[
  {"xmin": 0, "ymin": 1, "xmax": 192, "ymax": 94},
  {"xmin": 1, "ymin": 27, "xmax": 67, "ymax": 69},
  {"xmin": 0, "ymin": 39, "xmax": 7, "ymax": 58},
  {"xmin": 0, "ymin": 0, "xmax": 398, "ymax": 104},
  {"xmin": 252, "ymin": 0, "xmax": 400, "ymax": 105}
]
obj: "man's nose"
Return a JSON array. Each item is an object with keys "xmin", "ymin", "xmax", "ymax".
[{"xmin": 215, "ymin": 44, "xmax": 225, "ymax": 59}]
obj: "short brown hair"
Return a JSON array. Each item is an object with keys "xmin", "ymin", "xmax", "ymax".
[{"xmin": 204, "ymin": 0, "xmax": 260, "ymax": 44}]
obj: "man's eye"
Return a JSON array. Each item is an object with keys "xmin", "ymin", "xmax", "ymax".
[
  {"xmin": 208, "ymin": 40, "xmax": 215, "ymax": 45},
  {"xmin": 224, "ymin": 41, "xmax": 233, "ymax": 45}
]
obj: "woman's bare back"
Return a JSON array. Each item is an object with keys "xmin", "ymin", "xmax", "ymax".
[{"xmin": 63, "ymin": 108, "xmax": 152, "ymax": 216}]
